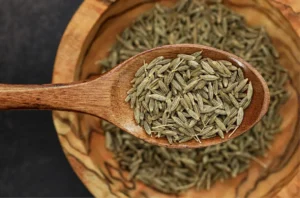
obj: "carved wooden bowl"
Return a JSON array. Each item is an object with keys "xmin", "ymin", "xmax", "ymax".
[{"xmin": 52, "ymin": 0, "xmax": 300, "ymax": 197}]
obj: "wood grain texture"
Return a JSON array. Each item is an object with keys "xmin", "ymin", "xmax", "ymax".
[
  {"xmin": 270, "ymin": 0, "xmax": 300, "ymax": 36},
  {"xmin": 52, "ymin": 0, "xmax": 300, "ymax": 197}
]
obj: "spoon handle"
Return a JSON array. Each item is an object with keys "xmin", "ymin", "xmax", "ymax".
[{"xmin": 0, "ymin": 80, "xmax": 113, "ymax": 118}]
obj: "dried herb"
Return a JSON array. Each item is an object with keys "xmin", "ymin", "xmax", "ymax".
[{"xmin": 127, "ymin": 53, "xmax": 251, "ymax": 142}]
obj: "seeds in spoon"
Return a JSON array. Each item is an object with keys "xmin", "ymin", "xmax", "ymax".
[{"xmin": 126, "ymin": 52, "xmax": 252, "ymax": 143}]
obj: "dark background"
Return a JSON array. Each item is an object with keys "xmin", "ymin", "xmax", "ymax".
[{"xmin": 0, "ymin": 0, "xmax": 92, "ymax": 196}]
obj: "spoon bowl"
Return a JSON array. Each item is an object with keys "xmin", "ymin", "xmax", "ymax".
[
  {"xmin": 0, "ymin": 44, "xmax": 269, "ymax": 148},
  {"xmin": 101, "ymin": 44, "xmax": 270, "ymax": 148}
]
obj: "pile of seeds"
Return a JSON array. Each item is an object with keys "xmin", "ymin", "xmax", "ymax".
[
  {"xmin": 100, "ymin": 0, "xmax": 289, "ymax": 194},
  {"xmin": 126, "ymin": 53, "xmax": 252, "ymax": 143}
]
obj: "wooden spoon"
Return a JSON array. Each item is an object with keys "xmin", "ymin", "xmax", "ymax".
[{"xmin": 0, "ymin": 44, "xmax": 269, "ymax": 148}]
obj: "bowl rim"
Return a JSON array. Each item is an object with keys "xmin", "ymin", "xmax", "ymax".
[{"xmin": 52, "ymin": 0, "xmax": 114, "ymax": 197}]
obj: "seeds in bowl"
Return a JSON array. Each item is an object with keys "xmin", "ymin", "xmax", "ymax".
[
  {"xmin": 99, "ymin": 0, "xmax": 289, "ymax": 194},
  {"xmin": 126, "ymin": 52, "xmax": 253, "ymax": 144}
]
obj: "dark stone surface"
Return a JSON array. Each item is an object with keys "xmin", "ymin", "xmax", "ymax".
[{"xmin": 0, "ymin": 0, "xmax": 92, "ymax": 196}]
